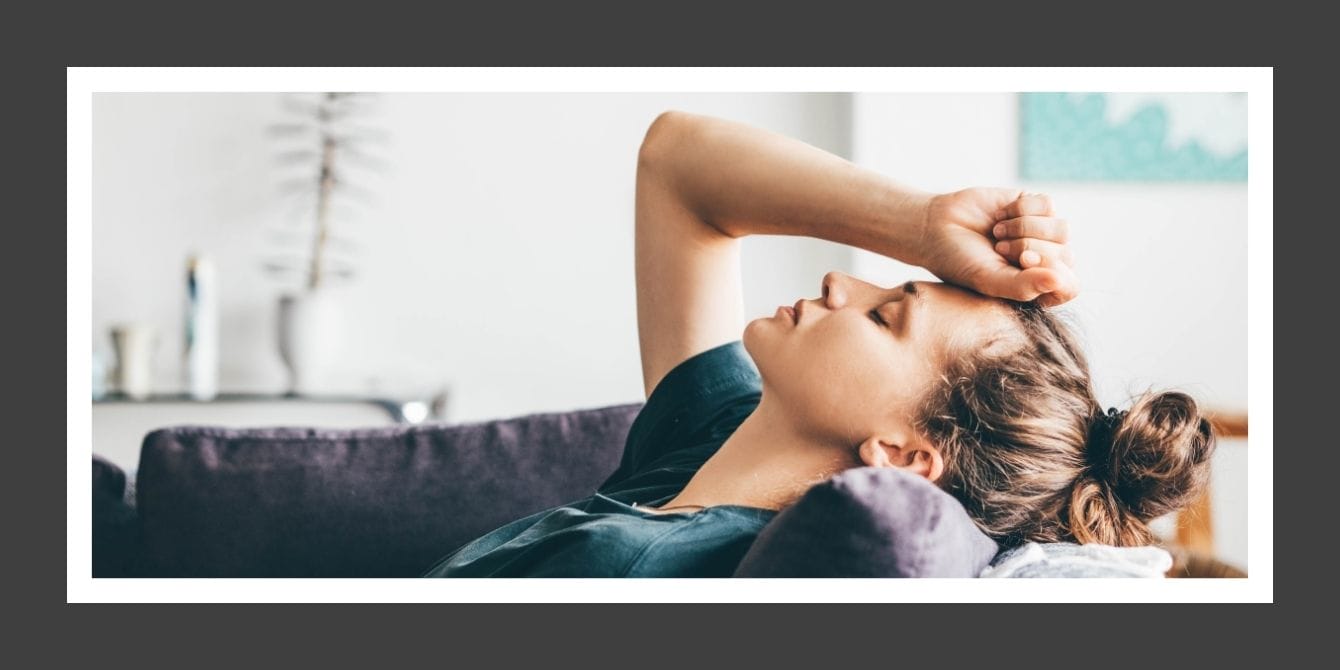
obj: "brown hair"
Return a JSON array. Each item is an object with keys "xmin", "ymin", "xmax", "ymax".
[{"xmin": 916, "ymin": 302, "xmax": 1216, "ymax": 548}]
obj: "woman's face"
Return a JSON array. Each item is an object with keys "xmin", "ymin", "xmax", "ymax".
[{"xmin": 743, "ymin": 272, "xmax": 1022, "ymax": 445}]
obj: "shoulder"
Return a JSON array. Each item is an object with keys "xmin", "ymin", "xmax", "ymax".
[
  {"xmin": 600, "ymin": 341, "xmax": 761, "ymax": 491},
  {"xmin": 645, "ymin": 340, "xmax": 759, "ymax": 416}
]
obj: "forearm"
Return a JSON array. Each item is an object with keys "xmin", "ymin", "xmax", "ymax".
[{"xmin": 639, "ymin": 111, "xmax": 933, "ymax": 265}]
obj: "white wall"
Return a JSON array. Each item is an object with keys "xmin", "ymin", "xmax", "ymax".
[
  {"xmin": 850, "ymin": 94, "xmax": 1248, "ymax": 568},
  {"xmin": 93, "ymin": 93, "xmax": 853, "ymax": 421}
]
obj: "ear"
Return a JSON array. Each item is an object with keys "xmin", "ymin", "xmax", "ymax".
[{"xmin": 857, "ymin": 434, "xmax": 944, "ymax": 483}]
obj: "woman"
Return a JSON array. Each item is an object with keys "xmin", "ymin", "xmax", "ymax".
[{"xmin": 422, "ymin": 111, "xmax": 1215, "ymax": 577}]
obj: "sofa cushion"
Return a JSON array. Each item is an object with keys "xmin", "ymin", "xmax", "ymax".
[
  {"xmin": 134, "ymin": 403, "xmax": 642, "ymax": 577},
  {"xmin": 733, "ymin": 467, "xmax": 999, "ymax": 577},
  {"xmin": 92, "ymin": 455, "xmax": 140, "ymax": 577}
]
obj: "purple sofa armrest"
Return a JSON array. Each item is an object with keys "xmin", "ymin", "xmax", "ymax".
[
  {"xmin": 133, "ymin": 402, "xmax": 642, "ymax": 577},
  {"xmin": 93, "ymin": 455, "xmax": 141, "ymax": 577}
]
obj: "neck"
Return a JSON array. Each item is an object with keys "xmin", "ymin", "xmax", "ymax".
[{"xmin": 656, "ymin": 393, "xmax": 858, "ymax": 512}]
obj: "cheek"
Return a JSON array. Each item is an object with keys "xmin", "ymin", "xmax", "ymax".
[
  {"xmin": 808, "ymin": 320, "xmax": 886, "ymax": 373},
  {"xmin": 750, "ymin": 315, "xmax": 910, "ymax": 409},
  {"xmin": 784, "ymin": 324, "xmax": 898, "ymax": 410},
  {"xmin": 818, "ymin": 331, "xmax": 933, "ymax": 410}
]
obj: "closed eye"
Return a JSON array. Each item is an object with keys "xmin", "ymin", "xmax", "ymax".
[{"xmin": 868, "ymin": 309, "xmax": 887, "ymax": 327}]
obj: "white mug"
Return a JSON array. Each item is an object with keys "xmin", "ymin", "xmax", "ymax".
[{"xmin": 110, "ymin": 322, "xmax": 158, "ymax": 400}]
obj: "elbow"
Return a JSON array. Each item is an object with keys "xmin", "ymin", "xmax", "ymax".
[{"xmin": 638, "ymin": 110, "xmax": 693, "ymax": 172}]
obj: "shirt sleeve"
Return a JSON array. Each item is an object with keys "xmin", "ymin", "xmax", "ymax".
[{"xmin": 597, "ymin": 340, "xmax": 762, "ymax": 492}]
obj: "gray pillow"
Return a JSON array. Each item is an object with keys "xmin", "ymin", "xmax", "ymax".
[{"xmin": 733, "ymin": 467, "xmax": 999, "ymax": 577}]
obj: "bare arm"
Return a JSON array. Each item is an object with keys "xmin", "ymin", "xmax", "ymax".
[
  {"xmin": 634, "ymin": 112, "xmax": 932, "ymax": 397},
  {"xmin": 634, "ymin": 111, "xmax": 1075, "ymax": 397},
  {"xmin": 643, "ymin": 112, "xmax": 935, "ymax": 261}
]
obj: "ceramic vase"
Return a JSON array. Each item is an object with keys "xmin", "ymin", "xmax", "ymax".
[{"xmin": 277, "ymin": 289, "xmax": 343, "ymax": 395}]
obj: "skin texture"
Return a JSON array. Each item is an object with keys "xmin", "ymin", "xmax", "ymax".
[
  {"xmin": 631, "ymin": 111, "xmax": 1076, "ymax": 513},
  {"xmin": 743, "ymin": 273, "xmax": 1021, "ymax": 470}
]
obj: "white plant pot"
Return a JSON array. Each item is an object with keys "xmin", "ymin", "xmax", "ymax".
[{"xmin": 277, "ymin": 290, "xmax": 343, "ymax": 395}]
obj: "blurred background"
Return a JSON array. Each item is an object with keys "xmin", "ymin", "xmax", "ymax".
[{"xmin": 91, "ymin": 92, "xmax": 1247, "ymax": 569}]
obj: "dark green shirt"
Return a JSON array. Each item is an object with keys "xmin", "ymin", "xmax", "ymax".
[{"xmin": 421, "ymin": 340, "xmax": 775, "ymax": 577}]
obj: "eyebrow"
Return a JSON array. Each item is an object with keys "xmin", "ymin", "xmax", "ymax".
[{"xmin": 902, "ymin": 283, "xmax": 916, "ymax": 333}]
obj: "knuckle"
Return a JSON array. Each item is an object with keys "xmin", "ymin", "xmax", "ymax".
[{"xmin": 1022, "ymin": 216, "xmax": 1041, "ymax": 237}]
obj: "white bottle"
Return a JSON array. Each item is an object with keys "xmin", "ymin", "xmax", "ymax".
[{"xmin": 184, "ymin": 254, "xmax": 219, "ymax": 400}]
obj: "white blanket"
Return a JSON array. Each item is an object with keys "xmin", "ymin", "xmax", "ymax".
[{"xmin": 980, "ymin": 541, "xmax": 1173, "ymax": 578}]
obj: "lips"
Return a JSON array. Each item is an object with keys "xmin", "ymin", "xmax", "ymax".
[{"xmin": 792, "ymin": 299, "xmax": 805, "ymax": 324}]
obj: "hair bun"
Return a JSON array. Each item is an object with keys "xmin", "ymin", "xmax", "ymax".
[
  {"xmin": 1085, "ymin": 407, "xmax": 1127, "ymax": 471},
  {"xmin": 1088, "ymin": 391, "xmax": 1216, "ymax": 520}
]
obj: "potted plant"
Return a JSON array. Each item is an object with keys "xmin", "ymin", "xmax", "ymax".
[{"xmin": 266, "ymin": 92, "xmax": 384, "ymax": 395}]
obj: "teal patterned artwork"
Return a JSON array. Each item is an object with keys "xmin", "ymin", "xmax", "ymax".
[{"xmin": 1020, "ymin": 93, "xmax": 1247, "ymax": 181}]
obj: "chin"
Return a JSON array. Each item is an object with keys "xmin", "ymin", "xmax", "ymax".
[
  {"xmin": 745, "ymin": 318, "xmax": 766, "ymax": 361},
  {"xmin": 741, "ymin": 320, "xmax": 771, "ymax": 374}
]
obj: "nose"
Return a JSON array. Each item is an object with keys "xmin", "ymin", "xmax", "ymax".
[{"xmin": 821, "ymin": 271, "xmax": 853, "ymax": 310}]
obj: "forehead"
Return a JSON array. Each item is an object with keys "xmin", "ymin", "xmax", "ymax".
[
  {"xmin": 921, "ymin": 280, "xmax": 1006, "ymax": 309},
  {"xmin": 915, "ymin": 281, "xmax": 1021, "ymax": 351}
]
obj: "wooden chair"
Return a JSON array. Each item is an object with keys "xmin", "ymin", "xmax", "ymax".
[{"xmin": 1163, "ymin": 411, "xmax": 1248, "ymax": 578}]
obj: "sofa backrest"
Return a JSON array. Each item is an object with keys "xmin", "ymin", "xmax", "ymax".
[
  {"xmin": 132, "ymin": 403, "xmax": 642, "ymax": 577},
  {"xmin": 105, "ymin": 401, "xmax": 1175, "ymax": 579}
]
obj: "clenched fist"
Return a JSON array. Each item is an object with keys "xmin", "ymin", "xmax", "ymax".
[{"xmin": 915, "ymin": 188, "xmax": 1078, "ymax": 308}]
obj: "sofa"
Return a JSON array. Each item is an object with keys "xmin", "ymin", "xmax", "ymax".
[{"xmin": 91, "ymin": 402, "xmax": 1175, "ymax": 579}]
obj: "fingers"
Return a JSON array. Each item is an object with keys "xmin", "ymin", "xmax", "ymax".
[
  {"xmin": 975, "ymin": 260, "xmax": 1080, "ymax": 306},
  {"xmin": 1020, "ymin": 250, "xmax": 1080, "ymax": 305},
  {"xmin": 992, "ymin": 215, "xmax": 1069, "ymax": 243},
  {"xmin": 976, "ymin": 265, "xmax": 1056, "ymax": 302},
  {"xmin": 1036, "ymin": 290, "xmax": 1073, "ymax": 308},
  {"xmin": 982, "ymin": 191, "xmax": 1078, "ymax": 307},
  {"xmin": 998, "ymin": 192, "xmax": 1054, "ymax": 220},
  {"xmin": 1036, "ymin": 263, "xmax": 1080, "ymax": 306},
  {"xmin": 994, "ymin": 238, "xmax": 1075, "ymax": 268}
]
